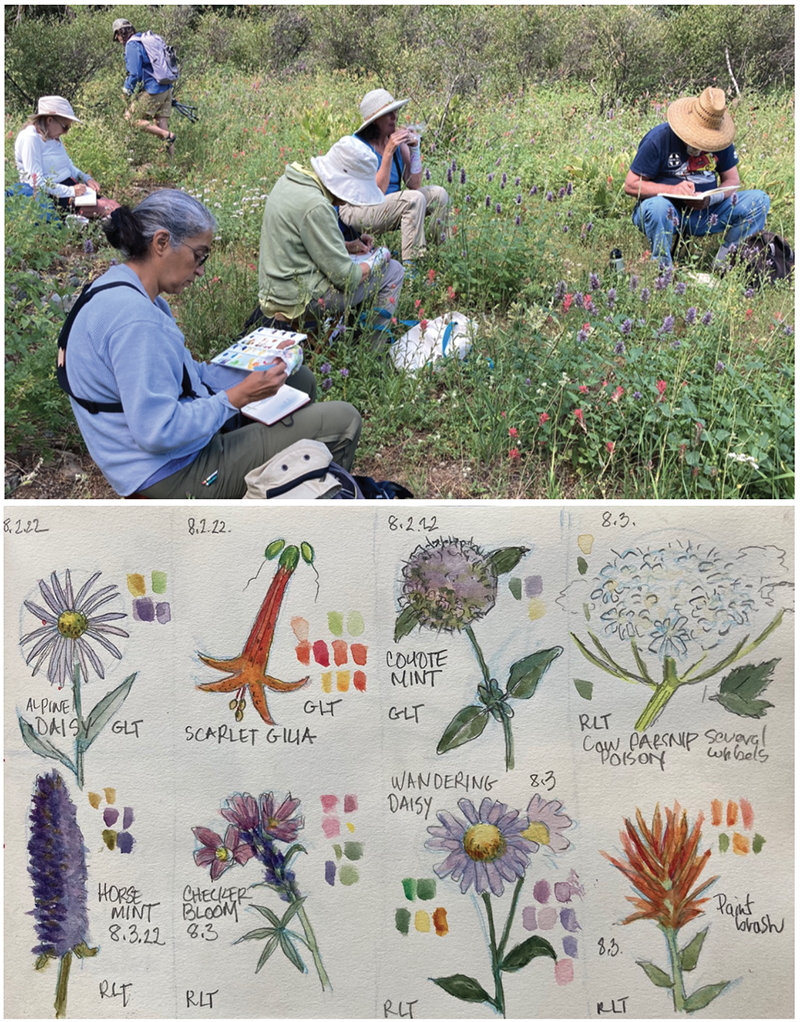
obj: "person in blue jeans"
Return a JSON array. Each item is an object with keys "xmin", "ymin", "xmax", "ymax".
[{"xmin": 625, "ymin": 87, "xmax": 769, "ymax": 267}]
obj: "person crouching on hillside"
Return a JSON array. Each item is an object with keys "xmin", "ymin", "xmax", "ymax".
[
  {"xmin": 113, "ymin": 18, "xmax": 176, "ymax": 156},
  {"xmin": 258, "ymin": 135, "xmax": 404, "ymax": 349},
  {"xmin": 625, "ymin": 86, "xmax": 769, "ymax": 267}
]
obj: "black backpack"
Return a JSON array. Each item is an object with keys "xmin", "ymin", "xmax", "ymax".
[{"xmin": 730, "ymin": 231, "xmax": 794, "ymax": 285}]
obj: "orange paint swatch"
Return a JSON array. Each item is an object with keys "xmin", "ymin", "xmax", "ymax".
[
  {"xmin": 711, "ymin": 799, "xmax": 723, "ymax": 826},
  {"xmin": 290, "ymin": 616, "xmax": 309, "ymax": 641},
  {"xmin": 351, "ymin": 643, "xmax": 368, "ymax": 666},
  {"xmin": 336, "ymin": 671, "xmax": 350, "ymax": 692},
  {"xmin": 740, "ymin": 798, "xmax": 754, "ymax": 830},
  {"xmin": 126, "ymin": 574, "xmax": 145, "ymax": 597},
  {"xmin": 332, "ymin": 640, "xmax": 349, "ymax": 666},
  {"xmin": 433, "ymin": 907, "xmax": 449, "ymax": 936},
  {"xmin": 732, "ymin": 833, "xmax": 750, "ymax": 855},
  {"xmin": 353, "ymin": 670, "xmax": 367, "ymax": 692},
  {"xmin": 726, "ymin": 800, "xmax": 738, "ymax": 826},
  {"xmin": 321, "ymin": 672, "xmax": 332, "ymax": 694},
  {"xmin": 295, "ymin": 641, "xmax": 311, "ymax": 666}
]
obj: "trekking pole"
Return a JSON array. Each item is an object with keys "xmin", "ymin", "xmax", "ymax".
[{"xmin": 171, "ymin": 99, "xmax": 198, "ymax": 123}]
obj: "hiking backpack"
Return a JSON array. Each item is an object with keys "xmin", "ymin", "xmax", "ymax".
[
  {"xmin": 137, "ymin": 31, "xmax": 180, "ymax": 85},
  {"xmin": 730, "ymin": 231, "xmax": 794, "ymax": 286}
]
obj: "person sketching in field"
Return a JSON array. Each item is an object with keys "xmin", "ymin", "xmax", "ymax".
[
  {"xmin": 338, "ymin": 89, "xmax": 450, "ymax": 270},
  {"xmin": 625, "ymin": 86, "xmax": 770, "ymax": 267},
  {"xmin": 113, "ymin": 18, "xmax": 177, "ymax": 156}
]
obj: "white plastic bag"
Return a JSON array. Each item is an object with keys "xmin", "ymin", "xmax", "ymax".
[{"xmin": 390, "ymin": 312, "xmax": 476, "ymax": 374}]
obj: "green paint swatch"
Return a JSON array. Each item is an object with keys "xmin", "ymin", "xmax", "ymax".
[
  {"xmin": 577, "ymin": 557, "xmax": 588, "ymax": 576},
  {"xmin": 401, "ymin": 878, "xmax": 417, "ymax": 901},
  {"xmin": 332, "ymin": 843, "xmax": 342, "ymax": 861},
  {"xmin": 343, "ymin": 841, "xmax": 363, "ymax": 861},
  {"xmin": 151, "ymin": 570, "xmax": 167, "ymax": 594},
  {"xmin": 508, "ymin": 577, "xmax": 522, "ymax": 601},
  {"xmin": 574, "ymin": 679, "xmax": 594, "ymax": 701},
  {"xmin": 753, "ymin": 833, "xmax": 766, "ymax": 853},
  {"xmin": 719, "ymin": 833, "xmax": 730, "ymax": 853},
  {"xmin": 416, "ymin": 878, "xmax": 436, "ymax": 901},
  {"xmin": 395, "ymin": 908, "xmax": 411, "ymax": 934},
  {"xmin": 328, "ymin": 612, "xmax": 344, "ymax": 636},
  {"xmin": 347, "ymin": 611, "xmax": 365, "ymax": 636},
  {"xmin": 339, "ymin": 864, "xmax": 359, "ymax": 886}
]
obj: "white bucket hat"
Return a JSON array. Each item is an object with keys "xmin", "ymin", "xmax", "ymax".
[
  {"xmin": 310, "ymin": 136, "xmax": 385, "ymax": 206},
  {"xmin": 36, "ymin": 96, "xmax": 81, "ymax": 124},
  {"xmin": 356, "ymin": 88, "xmax": 410, "ymax": 134},
  {"xmin": 242, "ymin": 440, "xmax": 343, "ymax": 500}
]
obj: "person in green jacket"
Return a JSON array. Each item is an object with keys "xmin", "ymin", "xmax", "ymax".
[{"xmin": 258, "ymin": 136, "xmax": 404, "ymax": 348}]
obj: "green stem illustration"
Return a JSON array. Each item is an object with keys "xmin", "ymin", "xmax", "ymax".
[
  {"xmin": 465, "ymin": 625, "xmax": 515, "ymax": 770},
  {"xmin": 663, "ymin": 926, "xmax": 687, "ymax": 1012},
  {"xmin": 71, "ymin": 663, "xmax": 85, "ymax": 789},
  {"xmin": 481, "ymin": 893, "xmax": 505, "ymax": 1017},
  {"xmin": 292, "ymin": 897, "xmax": 330, "ymax": 992},
  {"xmin": 635, "ymin": 657, "xmax": 681, "ymax": 732},
  {"xmin": 465, "ymin": 625, "xmax": 491, "ymax": 684},
  {"xmin": 53, "ymin": 951, "xmax": 72, "ymax": 1019},
  {"xmin": 497, "ymin": 876, "xmax": 525, "ymax": 961}
]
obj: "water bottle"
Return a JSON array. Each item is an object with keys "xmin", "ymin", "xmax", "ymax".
[{"xmin": 609, "ymin": 248, "xmax": 625, "ymax": 274}]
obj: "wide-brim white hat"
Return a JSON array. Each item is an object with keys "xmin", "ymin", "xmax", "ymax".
[
  {"xmin": 243, "ymin": 440, "xmax": 343, "ymax": 500},
  {"xmin": 310, "ymin": 136, "xmax": 385, "ymax": 207},
  {"xmin": 667, "ymin": 86, "xmax": 735, "ymax": 152},
  {"xmin": 36, "ymin": 96, "xmax": 81, "ymax": 123},
  {"xmin": 356, "ymin": 88, "xmax": 410, "ymax": 134}
]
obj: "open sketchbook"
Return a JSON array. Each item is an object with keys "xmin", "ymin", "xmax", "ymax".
[{"xmin": 4, "ymin": 505, "xmax": 793, "ymax": 1019}]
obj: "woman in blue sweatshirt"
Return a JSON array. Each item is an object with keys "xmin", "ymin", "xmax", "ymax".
[{"xmin": 61, "ymin": 190, "xmax": 361, "ymax": 498}]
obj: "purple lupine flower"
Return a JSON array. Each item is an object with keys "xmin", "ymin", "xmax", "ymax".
[
  {"xmin": 573, "ymin": 292, "xmax": 584, "ymax": 308},
  {"xmin": 83, "ymin": 239, "xmax": 94, "ymax": 255},
  {"xmin": 614, "ymin": 341, "xmax": 625, "ymax": 355},
  {"xmin": 589, "ymin": 273, "xmax": 601, "ymax": 291},
  {"xmin": 515, "ymin": 193, "xmax": 522, "ymax": 205},
  {"xmin": 709, "ymin": 213, "xmax": 718, "ymax": 226},
  {"xmin": 632, "ymin": 391, "xmax": 642, "ymax": 400},
  {"xmin": 558, "ymin": 186, "xmax": 566, "ymax": 198},
  {"xmin": 566, "ymin": 181, "xmax": 573, "ymax": 196},
  {"xmin": 731, "ymin": 193, "xmax": 738, "ymax": 207},
  {"xmin": 744, "ymin": 287, "xmax": 754, "ymax": 298},
  {"xmin": 340, "ymin": 368, "xmax": 349, "ymax": 378},
  {"xmin": 530, "ymin": 186, "xmax": 538, "ymax": 196},
  {"xmin": 674, "ymin": 281, "xmax": 686, "ymax": 295},
  {"xmin": 488, "ymin": 172, "xmax": 494, "ymax": 183},
  {"xmin": 671, "ymin": 339, "xmax": 681, "ymax": 349},
  {"xmin": 640, "ymin": 287, "xmax": 651, "ymax": 303},
  {"xmin": 320, "ymin": 362, "xmax": 332, "ymax": 375},
  {"xmin": 563, "ymin": 225, "xmax": 569, "ymax": 232},
  {"xmin": 685, "ymin": 307, "xmax": 697, "ymax": 325},
  {"xmin": 109, "ymin": 258, "xmax": 118, "ymax": 266},
  {"xmin": 701, "ymin": 311, "xmax": 713, "ymax": 326},
  {"xmin": 784, "ymin": 325, "xmax": 794, "ymax": 336},
  {"xmin": 451, "ymin": 159, "xmax": 457, "ymax": 171},
  {"xmin": 496, "ymin": 157, "xmax": 502, "ymax": 166},
  {"xmin": 28, "ymin": 771, "xmax": 90, "ymax": 958},
  {"xmin": 460, "ymin": 168, "xmax": 466, "ymax": 184},
  {"xmin": 425, "ymin": 168, "xmax": 431, "ymax": 181},
  {"xmin": 659, "ymin": 315, "xmax": 675, "ymax": 335},
  {"xmin": 515, "ymin": 176, "xmax": 520, "ymax": 186},
  {"xmin": 577, "ymin": 327, "xmax": 589, "ymax": 344},
  {"xmin": 546, "ymin": 191, "xmax": 554, "ymax": 202},
  {"xmin": 440, "ymin": 232, "xmax": 446, "ymax": 242},
  {"xmin": 584, "ymin": 299, "xmax": 597, "ymax": 314},
  {"xmin": 654, "ymin": 276, "xmax": 668, "ymax": 291},
  {"xmin": 629, "ymin": 274, "xmax": 639, "ymax": 291},
  {"xmin": 485, "ymin": 195, "xmax": 491, "ymax": 208},
  {"xmin": 500, "ymin": 180, "xmax": 506, "ymax": 190},
  {"xmin": 496, "ymin": 203, "xmax": 502, "ymax": 214},
  {"xmin": 501, "ymin": 172, "xmax": 508, "ymax": 185},
  {"xmin": 515, "ymin": 215, "xmax": 521, "ymax": 226},
  {"xmin": 668, "ymin": 209, "xmax": 680, "ymax": 227},
  {"xmin": 447, "ymin": 167, "xmax": 453, "ymax": 184},
  {"xmin": 322, "ymin": 378, "xmax": 332, "ymax": 391},
  {"xmin": 606, "ymin": 288, "xmax": 616, "ymax": 309},
  {"xmin": 715, "ymin": 361, "xmax": 725, "ymax": 373},
  {"xmin": 554, "ymin": 280, "xmax": 567, "ymax": 301},
  {"xmin": 620, "ymin": 319, "xmax": 632, "ymax": 335},
  {"xmin": 662, "ymin": 265, "xmax": 674, "ymax": 284}
]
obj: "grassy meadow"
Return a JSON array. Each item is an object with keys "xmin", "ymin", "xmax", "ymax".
[{"xmin": 5, "ymin": 63, "xmax": 795, "ymax": 498}]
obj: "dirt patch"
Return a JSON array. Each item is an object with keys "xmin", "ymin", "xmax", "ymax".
[{"xmin": 5, "ymin": 448, "xmax": 117, "ymax": 500}]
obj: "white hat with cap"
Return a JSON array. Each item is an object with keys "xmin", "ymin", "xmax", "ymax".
[
  {"xmin": 356, "ymin": 88, "xmax": 410, "ymax": 134},
  {"xmin": 310, "ymin": 136, "xmax": 385, "ymax": 206},
  {"xmin": 36, "ymin": 96, "xmax": 81, "ymax": 123}
]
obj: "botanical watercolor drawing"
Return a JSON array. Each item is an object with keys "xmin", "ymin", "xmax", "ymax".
[
  {"xmin": 424, "ymin": 794, "xmax": 574, "ymax": 1016},
  {"xmin": 603, "ymin": 804, "xmax": 728, "ymax": 1014},
  {"xmin": 191, "ymin": 791, "xmax": 329, "ymax": 990},
  {"xmin": 395, "ymin": 538, "xmax": 562, "ymax": 769},
  {"xmin": 559, "ymin": 538, "xmax": 793, "ymax": 730},
  {"xmin": 18, "ymin": 569, "xmax": 136, "ymax": 788}
]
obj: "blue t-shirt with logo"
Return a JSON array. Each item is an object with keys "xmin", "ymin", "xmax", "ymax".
[{"xmin": 630, "ymin": 122, "xmax": 738, "ymax": 195}]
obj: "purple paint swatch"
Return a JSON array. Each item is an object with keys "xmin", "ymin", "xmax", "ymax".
[
  {"xmin": 522, "ymin": 906, "xmax": 537, "ymax": 930},
  {"xmin": 324, "ymin": 861, "xmax": 336, "ymax": 886},
  {"xmin": 538, "ymin": 907, "xmax": 557, "ymax": 930},
  {"xmin": 524, "ymin": 575, "xmax": 543, "ymax": 597},
  {"xmin": 103, "ymin": 808, "xmax": 119, "ymax": 827},
  {"xmin": 534, "ymin": 879, "xmax": 551, "ymax": 903},
  {"xmin": 562, "ymin": 936, "xmax": 579, "ymax": 958},
  {"xmin": 117, "ymin": 832, "xmax": 135, "ymax": 854},
  {"xmin": 123, "ymin": 807, "xmax": 134, "ymax": 830},
  {"xmin": 343, "ymin": 794, "xmax": 358, "ymax": 813},
  {"xmin": 133, "ymin": 597, "xmax": 155, "ymax": 622},
  {"xmin": 156, "ymin": 601, "xmax": 171, "ymax": 624},
  {"xmin": 560, "ymin": 908, "xmax": 581, "ymax": 932},
  {"xmin": 555, "ymin": 881, "xmax": 573, "ymax": 903}
]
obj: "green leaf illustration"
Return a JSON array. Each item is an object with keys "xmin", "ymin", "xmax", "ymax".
[
  {"xmin": 247, "ymin": 903, "xmax": 283, "ymax": 927},
  {"xmin": 431, "ymin": 974, "xmax": 493, "ymax": 1004},
  {"xmin": 680, "ymin": 927, "xmax": 708, "ymax": 972},
  {"xmin": 574, "ymin": 678, "xmax": 594, "ymax": 700},
  {"xmin": 279, "ymin": 932, "xmax": 306, "ymax": 973},
  {"xmin": 83, "ymin": 673, "xmax": 137, "ymax": 748},
  {"xmin": 34, "ymin": 953, "xmax": 56, "ymax": 971},
  {"xmin": 280, "ymin": 898, "xmax": 306, "ymax": 925},
  {"xmin": 437, "ymin": 706, "xmax": 488, "ymax": 754},
  {"xmin": 72, "ymin": 942, "xmax": 98, "ymax": 959},
  {"xmin": 577, "ymin": 556, "xmax": 588, "ymax": 575},
  {"xmin": 506, "ymin": 647, "xmax": 563, "ymax": 699},
  {"xmin": 637, "ymin": 960, "xmax": 673, "ymax": 987},
  {"xmin": 487, "ymin": 546, "xmax": 529, "ymax": 576},
  {"xmin": 501, "ymin": 935, "xmax": 557, "ymax": 972},
  {"xmin": 18, "ymin": 717, "xmax": 75, "ymax": 772},
  {"xmin": 395, "ymin": 606, "xmax": 421, "ymax": 642},
  {"xmin": 282, "ymin": 843, "xmax": 308, "ymax": 869},
  {"xmin": 235, "ymin": 927, "xmax": 276, "ymax": 943},
  {"xmin": 254, "ymin": 934, "xmax": 280, "ymax": 973},
  {"xmin": 710, "ymin": 660, "xmax": 778, "ymax": 718},
  {"xmin": 683, "ymin": 981, "xmax": 730, "ymax": 1012}
]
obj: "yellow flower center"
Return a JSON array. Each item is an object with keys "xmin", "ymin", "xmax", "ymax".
[
  {"xmin": 57, "ymin": 611, "xmax": 88, "ymax": 639},
  {"xmin": 521, "ymin": 821, "xmax": 551, "ymax": 845},
  {"xmin": 463, "ymin": 824, "xmax": 507, "ymax": 862},
  {"xmin": 215, "ymin": 847, "xmax": 230, "ymax": 862},
  {"xmin": 267, "ymin": 817, "xmax": 280, "ymax": 829}
]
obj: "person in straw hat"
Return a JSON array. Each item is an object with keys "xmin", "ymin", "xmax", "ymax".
[
  {"xmin": 338, "ymin": 89, "xmax": 450, "ymax": 268},
  {"xmin": 14, "ymin": 96, "xmax": 120, "ymax": 219},
  {"xmin": 624, "ymin": 86, "xmax": 769, "ymax": 267},
  {"xmin": 258, "ymin": 135, "xmax": 404, "ymax": 349}
]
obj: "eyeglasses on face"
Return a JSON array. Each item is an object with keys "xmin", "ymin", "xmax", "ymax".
[{"xmin": 179, "ymin": 241, "xmax": 211, "ymax": 266}]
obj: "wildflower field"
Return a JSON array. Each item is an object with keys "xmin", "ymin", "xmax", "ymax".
[{"xmin": 4, "ymin": 39, "xmax": 795, "ymax": 497}]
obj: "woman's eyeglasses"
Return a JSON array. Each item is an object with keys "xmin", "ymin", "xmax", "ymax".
[{"xmin": 180, "ymin": 242, "xmax": 211, "ymax": 266}]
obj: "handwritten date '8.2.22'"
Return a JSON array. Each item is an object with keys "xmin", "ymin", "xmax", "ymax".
[
  {"xmin": 388, "ymin": 516, "xmax": 438, "ymax": 533},
  {"xmin": 4, "ymin": 518, "xmax": 49, "ymax": 534},
  {"xmin": 187, "ymin": 518, "xmax": 229, "ymax": 536}
]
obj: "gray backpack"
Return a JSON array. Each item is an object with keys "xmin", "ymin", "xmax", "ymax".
[{"xmin": 137, "ymin": 31, "xmax": 180, "ymax": 85}]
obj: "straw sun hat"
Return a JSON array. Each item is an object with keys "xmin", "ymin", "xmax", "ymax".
[
  {"xmin": 311, "ymin": 135, "xmax": 385, "ymax": 206},
  {"xmin": 356, "ymin": 89, "xmax": 410, "ymax": 135},
  {"xmin": 667, "ymin": 86, "xmax": 735, "ymax": 152}
]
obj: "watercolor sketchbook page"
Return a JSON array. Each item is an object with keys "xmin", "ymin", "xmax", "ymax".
[{"xmin": 4, "ymin": 505, "xmax": 793, "ymax": 1020}]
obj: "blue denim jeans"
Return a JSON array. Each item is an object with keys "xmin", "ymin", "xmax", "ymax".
[{"xmin": 632, "ymin": 190, "xmax": 770, "ymax": 264}]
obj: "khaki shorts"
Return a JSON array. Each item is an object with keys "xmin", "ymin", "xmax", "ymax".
[{"xmin": 133, "ymin": 87, "xmax": 173, "ymax": 120}]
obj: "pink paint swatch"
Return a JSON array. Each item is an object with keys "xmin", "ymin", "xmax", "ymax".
[
  {"xmin": 554, "ymin": 881, "xmax": 573, "ymax": 903},
  {"xmin": 538, "ymin": 907, "xmax": 557, "ymax": 930},
  {"xmin": 555, "ymin": 959, "xmax": 574, "ymax": 986},
  {"xmin": 320, "ymin": 795, "xmax": 339, "ymax": 813},
  {"xmin": 322, "ymin": 817, "xmax": 340, "ymax": 839},
  {"xmin": 332, "ymin": 639, "xmax": 349, "ymax": 666},
  {"xmin": 313, "ymin": 640, "xmax": 330, "ymax": 667},
  {"xmin": 295, "ymin": 641, "xmax": 311, "ymax": 666},
  {"xmin": 343, "ymin": 795, "xmax": 358, "ymax": 813},
  {"xmin": 291, "ymin": 617, "xmax": 309, "ymax": 641},
  {"xmin": 353, "ymin": 670, "xmax": 367, "ymax": 692},
  {"xmin": 740, "ymin": 798, "xmax": 754, "ymax": 830},
  {"xmin": 350, "ymin": 643, "xmax": 368, "ymax": 666}
]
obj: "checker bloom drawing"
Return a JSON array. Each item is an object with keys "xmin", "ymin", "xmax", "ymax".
[{"xmin": 395, "ymin": 537, "xmax": 563, "ymax": 770}]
